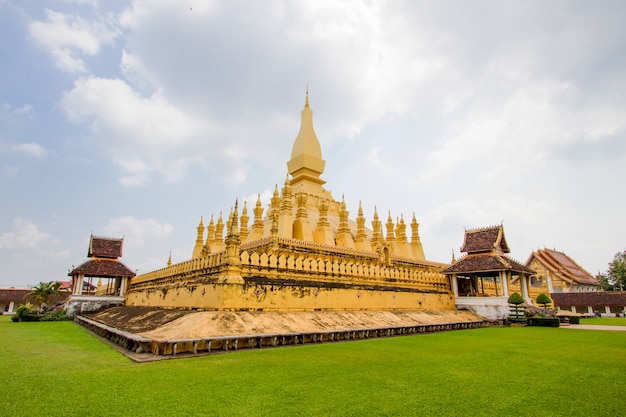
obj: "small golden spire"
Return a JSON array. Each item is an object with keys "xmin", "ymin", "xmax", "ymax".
[{"xmin": 305, "ymin": 84, "xmax": 310, "ymax": 108}]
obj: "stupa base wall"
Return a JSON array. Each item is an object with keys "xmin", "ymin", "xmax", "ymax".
[{"xmin": 125, "ymin": 278, "xmax": 455, "ymax": 311}]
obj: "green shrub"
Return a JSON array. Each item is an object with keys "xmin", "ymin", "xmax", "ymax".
[
  {"xmin": 508, "ymin": 292, "xmax": 524, "ymax": 304},
  {"xmin": 559, "ymin": 316, "xmax": 580, "ymax": 325},
  {"xmin": 508, "ymin": 292, "xmax": 526, "ymax": 320},
  {"xmin": 14, "ymin": 303, "xmax": 40, "ymax": 322},
  {"xmin": 536, "ymin": 292, "xmax": 552, "ymax": 308},
  {"xmin": 39, "ymin": 309, "xmax": 71, "ymax": 321},
  {"xmin": 527, "ymin": 317, "xmax": 560, "ymax": 327},
  {"xmin": 15, "ymin": 303, "xmax": 33, "ymax": 317}
]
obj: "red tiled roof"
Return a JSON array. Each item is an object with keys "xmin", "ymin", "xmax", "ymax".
[
  {"xmin": 88, "ymin": 235, "xmax": 123, "ymax": 259},
  {"xmin": 460, "ymin": 226, "xmax": 510, "ymax": 254},
  {"xmin": 527, "ymin": 248, "xmax": 598, "ymax": 286},
  {"xmin": 0, "ymin": 288, "xmax": 31, "ymax": 302},
  {"xmin": 69, "ymin": 259, "xmax": 136, "ymax": 278},
  {"xmin": 551, "ymin": 292, "xmax": 626, "ymax": 307},
  {"xmin": 58, "ymin": 281, "xmax": 72, "ymax": 290},
  {"xmin": 442, "ymin": 253, "xmax": 534, "ymax": 275}
]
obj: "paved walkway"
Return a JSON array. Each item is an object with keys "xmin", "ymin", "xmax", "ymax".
[{"xmin": 560, "ymin": 324, "xmax": 626, "ymax": 331}]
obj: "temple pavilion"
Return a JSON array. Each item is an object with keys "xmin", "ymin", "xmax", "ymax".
[
  {"xmin": 67, "ymin": 235, "xmax": 135, "ymax": 316},
  {"xmin": 442, "ymin": 225, "xmax": 535, "ymax": 319}
]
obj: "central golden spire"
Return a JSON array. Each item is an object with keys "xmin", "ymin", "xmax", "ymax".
[{"xmin": 287, "ymin": 88, "xmax": 326, "ymax": 196}]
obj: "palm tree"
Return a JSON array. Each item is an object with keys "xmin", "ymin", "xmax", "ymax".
[{"xmin": 26, "ymin": 281, "xmax": 61, "ymax": 306}]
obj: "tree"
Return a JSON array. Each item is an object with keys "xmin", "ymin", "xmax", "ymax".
[
  {"xmin": 536, "ymin": 292, "xmax": 552, "ymax": 309},
  {"xmin": 608, "ymin": 250, "xmax": 626, "ymax": 291},
  {"xmin": 26, "ymin": 281, "xmax": 61, "ymax": 306},
  {"xmin": 597, "ymin": 273, "xmax": 613, "ymax": 291},
  {"xmin": 600, "ymin": 250, "xmax": 626, "ymax": 291}
]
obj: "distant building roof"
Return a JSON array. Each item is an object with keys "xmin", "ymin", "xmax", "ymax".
[
  {"xmin": 551, "ymin": 291, "xmax": 626, "ymax": 307},
  {"xmin": 460, "ymin": 226, "xmax": 510, "ymax": 254},
  {"xmin": 526, "ymin": 248, "xmax": 598, "ymax": 286},
  {"xmin": 0, "ymin": 287, "xmax": 69, "ymax": 305},
  {"xmin": 0, "ymin": 288, "xmax": 30, "ymax": 303},
  {"xmin": 88, "ymin": 235, "xmax": 124, "ymax": 259}
]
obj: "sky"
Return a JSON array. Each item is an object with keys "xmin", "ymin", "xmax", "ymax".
[{"xmin": 1, "ymin": 0, "xmax": 625, "ymax": 288}]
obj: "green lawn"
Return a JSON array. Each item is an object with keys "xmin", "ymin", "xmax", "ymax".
[
  {"xmin": 580, "ymin": 317, "xmax": 626, "ymax": 326},
  {"xmin": 1, "ymin": 315, "xmax": 624, "ymax": 416}
]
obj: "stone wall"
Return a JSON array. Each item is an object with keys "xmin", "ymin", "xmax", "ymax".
[{"xmin": 65, "ymin": 295, "xmax": 125, "ymax": 317}]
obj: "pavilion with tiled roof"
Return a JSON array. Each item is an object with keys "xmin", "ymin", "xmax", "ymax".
[
  {"xmin": 442, "ymin": 225, "xmax": 535, "ymax": 320},
  {"xmin": 66, "ymin": 235, "xmax": 135, "ymax": 316},
  {"xmin": 525, "ymin": 248, "xmax": 600, "ymax": 293}
]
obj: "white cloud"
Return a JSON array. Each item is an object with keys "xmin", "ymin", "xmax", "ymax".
[
  {"xmin": 61, "ymin": 77, "xmax": 203, "ymax": 143},
  {"xmin": 59, "ymin": 0, "xmax": 100, "ymax": 5},
  {"xmin": 0, "ymin": 218, "xmax": 53, "ymax": 250},
  {"xmin": 60, "ymin": 76, "xmax": 214, "ymax": 184},
  {"xmin": 103, "ymin": 216, "xmax": 173, "ymax": 246},
  {"xmin": 120, "ymin": 49, "xmax": 157, "ymax": 93},
  {"xmin": 14, "ymin": 104, "xmax": 33, "ymax": 115},
  {"xmin": 29, "ymin": 9, "xmax": 118, "ymax": 73},
  {"xmin": 1, "ymin": 103, "xmax": 33, "ymax": 121},
  {"xmin": 368, "ymin": 147, "xmax": 380, "ymax": 165},
  {"xmin": 13, "ymin": 143, "xmax": 49, "ymax": 158}
]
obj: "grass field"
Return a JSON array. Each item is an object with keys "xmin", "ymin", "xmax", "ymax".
[
  {"xmin": 580, "ymin": 317, "xmax": 626, "ymax": 326},
  {"xmin": 1, "ymin": 315, "xmax": 625, "ymax": 416}
]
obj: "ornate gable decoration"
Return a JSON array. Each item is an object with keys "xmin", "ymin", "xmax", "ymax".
[
  {"xmin": 88, "ymin": 235, "xmax": 123, "ymax": 259},
  {"xmin": 528, "ymin": 248, "xmax": 598, "ymax": 286}
]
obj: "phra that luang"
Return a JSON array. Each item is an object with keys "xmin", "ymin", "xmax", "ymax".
[{"xmin": 126, "ymin": 91, "xmax": 454, "ymax": 312}]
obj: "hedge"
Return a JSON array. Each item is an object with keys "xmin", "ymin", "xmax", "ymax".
[{"xmin": 527, "ymin": 317, "xmax": 560, "ymax": 327}]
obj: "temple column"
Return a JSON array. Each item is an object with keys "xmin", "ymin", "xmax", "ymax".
[
  {"xmin": 503, "ymin": 271, "xmax": 510, "ymax": 297},
  {"xmin": 73, "ymin": 274, "xmax": 85, "ymax": 295},
  {"xmin": 451, "ymin": 275, "xmax": 459, "ymax": 297},
  {"xmin": 520, "ymin": 274, "xmax": 530, "ymax": 302},
  {"xmin": 545, "ymin": 272, "xmax": 554, "ymax": 293},
  {"xmin": 471, "ymin": 276, "xmax": 479, "ymax": 295},
  {"xmin": 119, "ymin": 277, "xmax": 128, "ymax": 297}
]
